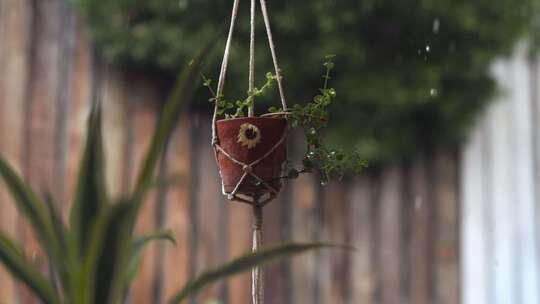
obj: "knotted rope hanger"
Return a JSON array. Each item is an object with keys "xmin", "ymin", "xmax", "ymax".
[
  {"xmin": 211, "ymin": 0, "xmax": 289, "ymax": 303},
  {"xmin": 211, "ymin": 0, "xmax": 288, "ymax": 144}
]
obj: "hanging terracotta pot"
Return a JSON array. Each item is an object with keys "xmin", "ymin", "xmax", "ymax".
[{"xmin": 215, "ymin": 116, "xmax": 287, "ymax": 197}]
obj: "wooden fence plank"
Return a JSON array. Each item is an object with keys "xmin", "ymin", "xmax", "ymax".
[
  {"xmin": 130, "ymin": 81, "xmax": 159, "ymax": 304},
  {"xmin": 20, "ymin": 1, "xmax": 65, "ymax": 301},
  {"xmin": 378, "ymin": 167, "xmax": 402, "ymax": 304},
  {"xmin": 349, "ymin": 175, "xmax": 375, "ymax": 304},
  {"xmin": 195, "ymin": 116, "xmax": 228, "ymax": 303},
  {"xmin": 408, "ymin": 157, "xmax": 434, "ymax": 304},
  {"xmin": 0, "ymin": 0, "xmax": 32, "ymax": 301},
  {"xmin": 433, "ymin": 149, "xmax": 459, "ymax": 304},
  {"xmin": 162, "ymin": 116, "xmax": 191, "ymax": 302},
  {"xmin": 290, "ymin": 175, "xmax": 317, "ymax": 304},
  {"xmin": 323, "ymin": 181, "xmax": 349, "ymax": 304}
]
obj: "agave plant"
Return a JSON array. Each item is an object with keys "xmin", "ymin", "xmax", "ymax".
[{"xmin": 0, "ymin": 46, "xmax": 344, "ymax": 304}]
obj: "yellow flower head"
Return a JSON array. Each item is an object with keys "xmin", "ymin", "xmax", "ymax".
[{"xmin": 237, "ymin": 123, "xmax": 261, "ymax": 149}]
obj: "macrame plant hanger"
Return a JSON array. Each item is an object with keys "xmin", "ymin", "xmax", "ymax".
[{"xmin": 211, "ymin": 0, "xmax": 288, "ymax": 303}]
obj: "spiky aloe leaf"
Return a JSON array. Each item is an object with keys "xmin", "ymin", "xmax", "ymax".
[
  {"xmin": 76, "ymin": 200, "xmax": 133, "ymax": 304},
  {"xmin": 43, "ymin": 193, "xmax": 75, "ymax": 296},
  {"xmin": 168, "ymin": 243, "xmax": 352, "ymax": 304},
  {"xmin": 0, "ymin": 233, "xmax": 60, "ymax": 304},
  {"xmin": 69, "ymin": 101, "xmax": 108, "ymax": 259},
  {"xmin": 130, "ymin": 42, "xmax": 214, "ymax": 219},
  {"xmin": 0, "ymin": 157, "xmax": 63, "ymax": 279},
  {"xmin": 125, "ymin": 230, "xmax": 176, "ymax": 286}
]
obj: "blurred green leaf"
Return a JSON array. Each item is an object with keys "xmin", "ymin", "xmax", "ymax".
[
  {"xmin": 0, "ymin": 157, "xmax": 62, "ymax": 277},
  {"xmin": 168, "ymin": 242, "xmax": 352, "ymax": 304},
  {"xmin": 125, "ymin": 230, "xmax": 176, "ymax": 286},
  {"xmin": 130, "ymin": 41, "xmax": 214, "ymax": 223},
  {"xmin": 78, "ymin": 201, "xmax": 133, "ymax": 304},
  {"xmin": 0, "ymin": 233, "xmax": 60, "ymax": 304},
  {"xmin": 69, "ymin": 101, "xmax": 108, "ymax": 260},
  {"xmin": 43, "ymin": 193, "xmax": 75, "ymax": 296}
]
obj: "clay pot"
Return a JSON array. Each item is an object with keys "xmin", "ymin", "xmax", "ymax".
[{"xmin": 215, "ymin": 117, "xmax": 287, "ymax": 197}]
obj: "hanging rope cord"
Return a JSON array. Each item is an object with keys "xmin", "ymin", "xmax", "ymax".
[{"xmin": 211, "ymin": 0, "xmax": 288, "ymax": 144}]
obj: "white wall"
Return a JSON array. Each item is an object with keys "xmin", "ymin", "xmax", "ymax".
[{"xmin": 461, "ymin": 44, "xmax": 540, "ymax": 304}]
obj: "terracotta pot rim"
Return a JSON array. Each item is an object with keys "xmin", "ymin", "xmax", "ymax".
[{"xmin": 216, "ymin": 116, "xmax": 286, "ymax": 124}]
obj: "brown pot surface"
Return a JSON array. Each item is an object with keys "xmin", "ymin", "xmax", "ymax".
[{"xmin": 215, "ymin": 117, "xmax": 287, "ymax": 197}]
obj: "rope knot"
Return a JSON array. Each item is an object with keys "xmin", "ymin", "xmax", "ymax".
[
  {"xmin": 227, "ymin": 193, "xmax": 235, "ymax": 200},
  {"xmin": 243, "ymin": 165, "xmax": 253, "ymax": 173}
]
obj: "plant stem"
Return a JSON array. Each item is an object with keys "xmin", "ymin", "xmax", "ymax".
[
  {"xmin": 252, "ymin": 204, "xmax": 263, "ymax": 304},
  {"xmin": 323, "ymin": 66, "xmax": 331, "ymax": 91}
]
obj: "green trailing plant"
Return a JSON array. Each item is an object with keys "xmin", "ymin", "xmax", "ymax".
[
  {"xmin": 203, "ymin": 55, "xmax": 367, "ymax": 183},
  {"xmin": 0, "ymin": 46, "xmax": 345, "ymax": 304}
]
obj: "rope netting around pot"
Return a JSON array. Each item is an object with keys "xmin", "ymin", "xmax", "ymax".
[{"xmin": 211, "ymin": 0, "xmax": 288, "ymax": 302}]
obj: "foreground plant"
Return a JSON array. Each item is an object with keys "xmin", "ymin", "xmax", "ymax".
[{"xmin": 0, "ymin": 46, "xmax": 342, "ymax": 304}]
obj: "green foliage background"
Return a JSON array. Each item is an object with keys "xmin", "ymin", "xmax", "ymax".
[{"xmin": 75, "ymin": 0, "xmax": 538, "ymax": 163}]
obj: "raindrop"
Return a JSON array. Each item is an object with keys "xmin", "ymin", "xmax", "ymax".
[
  {"xmin": 414, "ymin": 197, "xmax": 423, "ymax": 210},
  {"xmin": 430, "ymin": 88, "xmax": 439, "ymax": 97},
  {"xmin": 432, "ymin": 18, "xmax": 440, "ymax": 34}
]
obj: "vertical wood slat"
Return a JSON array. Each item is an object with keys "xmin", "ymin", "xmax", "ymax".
[
  {"xmin": 187, "ymin": 113, "xmax": 201, "ymax": 304},
  {"xmin": 290, "ymin": 175, "xmax": 317, "ymax": 304},
  {"xmin": 195, "ymin": 115, "xmax": 229, "ymax": 303},
  {"xmin": 162, "ymin": 116, "xmax": 191, "ymax": 302},
  {"xmin": 263, "ymin": 184, "xmax": 285, "ymax": 304},
  {"xmin": 349, "ymin": 175, "xmax": 375, "ymax": 304},
  {"xmin": 378, "ymin": 167, "xmax": 402, "ymax": 304},
  {"xmin": 408, "ymin": 157, "xmax": 434, "ymax": 304},
  {"xmin": 324, "ymin": 182, "xmax": 349, "ymax": 304},
  {"xmin": 433, "ymin": 149, "xmax": 459, "ymax": 304},
  {"xmin": 130, "ymin": 79, "xmax": 159, "ymax": 304},
  {"xmin": 0, "ymin": 0, "xmax": 32, "ymax": 301},
  {"xmin": 20, "ymin": 1, "xmax": 64, "ymax": 302}
]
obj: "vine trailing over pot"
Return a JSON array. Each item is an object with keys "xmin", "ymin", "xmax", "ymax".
[{"xmin": 204, "ymin": 55, "xmax": 367, "ymax": 185}]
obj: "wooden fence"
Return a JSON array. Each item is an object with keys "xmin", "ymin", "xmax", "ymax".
[{"xmin": 0, "ymin": 1, "xmax": 459, "ymax": 303}]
